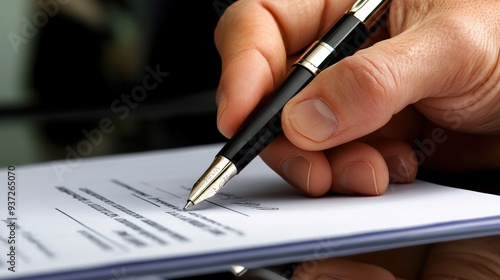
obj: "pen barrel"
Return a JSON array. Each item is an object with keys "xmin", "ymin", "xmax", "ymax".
[
  {"xmin": 218, "ymin": 66, "xmax": 314, "ymax": 171},
  {"xmin": 317, "ymin": 14, "xmax": 371, "ymax": 68},
  {"xmin": 218, "ymin": 12, "xmax": 387, "ymax": 173}
]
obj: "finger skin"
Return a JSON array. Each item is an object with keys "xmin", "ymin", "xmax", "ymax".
[
  {"xmin": 325, "ymin": 142, "xmax": 389, "ymax": 195},
  {"xmin": 260, "ymin": 105, "xmax": 420, "ymax": 196},
  {"xmin": 421, "ymin": 236, "xmax": 500, "ymax": 280},
  {"xmin": 364, "ymin": 139, "xmax": 417, "ymax": 184},
  {"xmin": 292, "ymin": 258, "xmax": 396, "ymax": 280},
  {"xmin": 343, "ymin": 245, "xmax": 431, "ymax": 280},
  {"xmin": 259, "ymin": 135, "xmax": 332, "ymax": 197},
  {"xmin": 261, "ymin": 139, "xmax": 402, "ymax": 197}
]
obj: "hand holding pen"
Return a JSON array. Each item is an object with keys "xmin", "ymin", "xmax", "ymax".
[
  {"xmin": 214, "ymin": 0, "xmax": 500, "ymax": 197},
  {"xmin": 185, "ymin": 0, "xmax": 391, "ymax": 209},
  {"xmin": 213, "ymin": 0, "xmax": 500, "ymax": 279}
]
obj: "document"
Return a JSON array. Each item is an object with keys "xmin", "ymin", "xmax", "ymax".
[{"xmin": 1, "ymin": 143, "xmax": 500, "ymax": 279}]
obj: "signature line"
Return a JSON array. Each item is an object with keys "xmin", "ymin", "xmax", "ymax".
[{"xmin": 206, "ymin": 201, "xmax": 249, "ymax": 217}]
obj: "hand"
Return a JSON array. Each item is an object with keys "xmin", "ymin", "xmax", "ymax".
[
  {"xmin": 214, "ymin": 0, "xmax": 500, "ymax": 197},
  {"xmin": 214, "ymin": 1, "xmax": 500, "ymax": 278},
  {"xmin": 291, "ymin": 235, "xmax": 500, "ymax": 279}
]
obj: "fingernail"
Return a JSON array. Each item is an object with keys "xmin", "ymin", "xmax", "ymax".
[
  {"xmin": 340, "ymin": 161, "xmax": 378, "ymax": 195},
  {"xmin": 386, "ymin": 156, "xmax": 410, "ymax": 183},
  {"xmin": 280, "ymin": 155, "xmax": 312, "ymax": 193},
  {"xmin": 289, "ymin": 99, "xmax": 339, "ymax": 142}
]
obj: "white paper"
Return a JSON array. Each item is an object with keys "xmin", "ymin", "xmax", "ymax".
[{"xmin": 1, "ymin": 143, "xmax": 500, "ymax": 279}]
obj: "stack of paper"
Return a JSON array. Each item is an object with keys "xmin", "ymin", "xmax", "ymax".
[{"xmin": 1, "ymin": 144, "xmax": 500, "ymax": 279}]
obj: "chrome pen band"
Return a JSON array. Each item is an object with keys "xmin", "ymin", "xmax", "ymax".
[
  {"xmin": 294, "ymin": 41, "xmax": 335, "ymax": 76},
  {"xmin": 294, "ymin": 0, "xmax": 390, "ymax": 75},
  {"xmin": 349, "ymin": 0, "xmax": 391, "ymax": 29}
]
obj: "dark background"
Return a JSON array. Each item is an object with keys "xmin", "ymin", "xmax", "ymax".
[{"xmin": 1, "ymin": 0, "xmax": 228, "ymax": 167}]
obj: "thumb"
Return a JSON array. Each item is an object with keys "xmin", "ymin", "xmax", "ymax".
[{"xmin": 281, "ymin": 15, "xmax": 479, "ymax": 151}]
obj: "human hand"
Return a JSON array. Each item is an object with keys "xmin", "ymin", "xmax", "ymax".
[
  {"xmin": 214, "ymin": 0, "xmax": 500, "ymax": 197},
  {"xmin": 291, "ymin": 235, "xmax": 500, "ymax": 279}
]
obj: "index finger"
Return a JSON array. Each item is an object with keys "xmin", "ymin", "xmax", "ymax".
[{"xmin": 214, "ymin": 0, "xmax": 355, "ymax": 138}]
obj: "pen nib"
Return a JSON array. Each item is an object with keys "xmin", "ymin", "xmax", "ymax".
[{"xmin": 183, "ymin": 201, "xmax": 194, "ymax": 211}]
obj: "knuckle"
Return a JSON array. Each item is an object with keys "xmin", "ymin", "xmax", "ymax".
[{"xmin": 341, "ymin": 54, "xmax": 398, "ymax": 117}]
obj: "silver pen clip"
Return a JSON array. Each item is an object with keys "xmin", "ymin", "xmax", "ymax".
[{"xmin": 349, "ymin": 0, "xmax": 391, "ymax": 28}]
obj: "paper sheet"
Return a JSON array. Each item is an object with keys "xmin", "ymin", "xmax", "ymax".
[{"xmin": 1, "ymin": 143, "xmax": 500, "ymax": 279}]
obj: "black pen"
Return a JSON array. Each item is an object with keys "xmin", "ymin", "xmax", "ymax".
[{"xmin": 184, "ymin": 0, "xmax": 391, "ymax": 210}]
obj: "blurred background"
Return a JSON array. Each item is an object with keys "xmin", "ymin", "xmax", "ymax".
[{"xmin": 0, "ymin": 0, "xmax": 228, "ymax": 167}]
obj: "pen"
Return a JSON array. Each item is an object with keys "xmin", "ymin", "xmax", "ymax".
[{"xmin": 184, "ymin": 0, "xmax": 391, "ymax": 210}]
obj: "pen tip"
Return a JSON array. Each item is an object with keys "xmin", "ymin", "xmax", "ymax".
[{"xmin": 183, "ymin": 201, "xmax": 194, "ymax": 211}]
